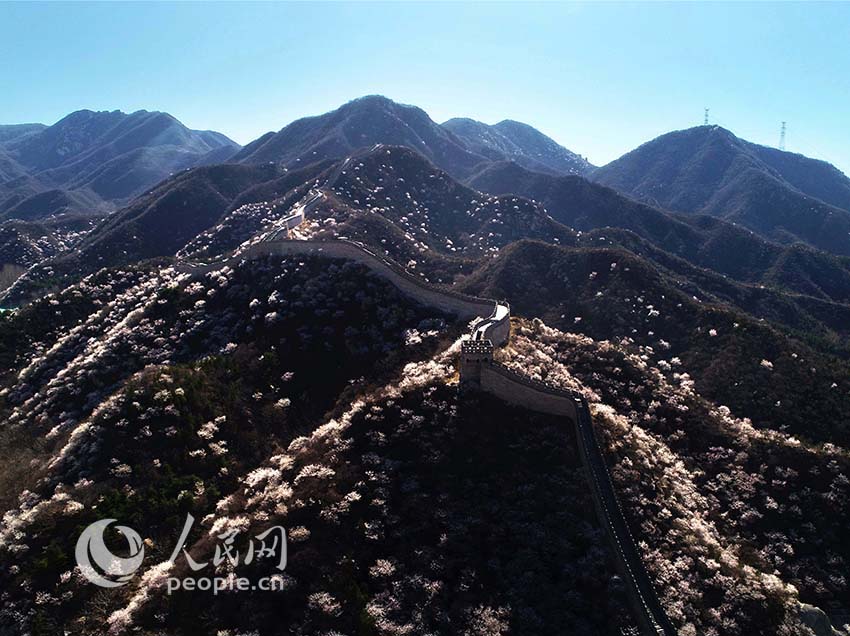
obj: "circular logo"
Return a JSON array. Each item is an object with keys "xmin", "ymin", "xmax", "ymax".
[{"xmin": 75, "ymin": 519, "xmax": 145, "ymax": 587}]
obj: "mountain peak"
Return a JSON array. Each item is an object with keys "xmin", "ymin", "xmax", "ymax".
[
  {"xmin": 234, "ymin": 97, "xmax": 593, "ymax": 179},
  {"xmin": 445, "ymin": 116, "xmax": 593, "ymax": 176},
  {"xmin": 232, "ymin": 96, "xmax": 486, "ymax": 178},
  {"xmin": 493, "ymin": 118, "xmax": 536, "ymax": 132},
  {"xmin": 52, "ymin": 108, "xmax": 124, "ymax": 126},
  {"xmin": 345, "ymin": 94, "xmax": 397, "ymax": 108},
  {"xmin": 339, "ymin": 95, "xmax": 433, "ymax": 123},
  {"xmin": 0, "ymin": 108, "xmax": 241, "ymax": 219},
  {"xmin": 593, "ymin": 124, "xmax": 850, "ymax": 255}
]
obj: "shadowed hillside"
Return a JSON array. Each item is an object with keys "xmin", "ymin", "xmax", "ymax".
[
  {"xmin": 0, "ymin": 162, "xmax": 330, "ymax": 305},
  {"xmin": 469, "ymin": 159, "xmax": 850, "ymax": 304},
  {"xmin": 592, "ymin": 125, "xmax": 850, "ymax": 256},
  {"xmin": 233, "ymin": 95, "xmax": 487, "ymax": 178},
  {"xmin": 234, "ymin": 95, "xmax": 589, "ymax": 182}
]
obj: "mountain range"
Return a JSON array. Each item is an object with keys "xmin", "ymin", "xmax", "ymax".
[
  {"xmin": 232, "ymin": 95, "xmax": 592, "ymax": 179},
  {"xmin": 0, "ymin": 109, "xmax": 240, "ymax": 221},
  {"xmin": 592, "ymin": 125, "xmax": 850, "ymax": 256},
  {"xmin": 468, "ymin": 159, "xmax": 850, "ymax": 305},
  {"xmin": 1, "ymin": 95, "xmax": 850, "ymax": 636}
]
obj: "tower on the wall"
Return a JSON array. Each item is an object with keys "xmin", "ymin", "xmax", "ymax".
[{"xmin": 459, "ymin": 339, "xmax": 494, "ymax": 388}]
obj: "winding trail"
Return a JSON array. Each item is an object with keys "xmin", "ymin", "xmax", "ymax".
[{"xmin": 177, "ymin": 191, "xmax": 675, "ymax": 636}]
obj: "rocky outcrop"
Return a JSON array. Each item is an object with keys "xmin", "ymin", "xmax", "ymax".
[{"xmin": 799, "ymin": 603, "xmax": 847, "ymax": 636}]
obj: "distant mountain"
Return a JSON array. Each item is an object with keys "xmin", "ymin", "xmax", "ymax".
[
  {"xmin": 0, "ymin": 109, "xmax": 240, "ymax": 220},
  {"xmin": 233, "ymin": 95, "xmax": 589, "ymax": 181},
  {"xmin": 193, "ymin": 129, "xmax": 240, "ymax": 150},
  {"xmin": 0, "ymin": 143, "xmax": 575, "ymax": 305},
  {"xmin": 0, "ymin": 149, "xmax": 27, "ymax": 183},
  {"xmin": 0, "ymin": 123, "xmax": 46, "ymax": 145},
  {"xmin": 0, "ymin": 160, "xmax": 332, "ymax": 305},
  {"xmin": 5, "ymin": 110, "xmax": 237, "ymax": 173},
  {"xmin": 469, "ymin": 160, "xmax": 850, "ymax": 305},
  {"xmin": 0, "ymin": 125, "xmax": 47, "ymax": 182},
  {"xmin": 2, "ymin": 188, "xmax": 102, "ymax": 222},
  {"xmin": 745, "ymin": 142, "xmax": 850, "ymax": 212},
  {"xmin": 592, "ymin": 125, "xmax": 850, "ymax": 256},
  {"xmin": 233, "ymin": 95, "xmax": 485, "ymax": 177},
  {"xmin": 443, "ymin": 117, "xmax": 592, "ymax": 175}
]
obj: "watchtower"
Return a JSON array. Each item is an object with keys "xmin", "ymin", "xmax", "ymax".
[{"xmin": 459, "ymin": 338, "xmax": 494, "ymax": 388}]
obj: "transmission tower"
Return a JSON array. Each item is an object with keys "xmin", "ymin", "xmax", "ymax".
[
  {"xmin": 779, "ymin": 122, "xmax": 786, "ymax": 151},
  {"xmin": 704, "ymin": 108, "xmax": 709, "ymax": 125}
]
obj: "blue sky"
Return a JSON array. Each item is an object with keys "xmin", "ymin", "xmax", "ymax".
[{"xmin": 2, "ymin": 2, "xmax": 849, "ymax": 173}]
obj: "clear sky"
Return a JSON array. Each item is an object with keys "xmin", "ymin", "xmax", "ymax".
[{"xmin": 2, "ymin": 2, "xmax": 849, "ymax": 173}]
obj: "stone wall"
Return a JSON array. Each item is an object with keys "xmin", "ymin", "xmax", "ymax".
[
  {"xmin": 472, "ymin": 304, "xmax": 511, "ymax": 348},
  {"xmin": 487, "ymin": 314, "xmax": 510, "ymax": 348},
  {"xmin": 477, "ymin": 361, "xmax": 673, "ymax": 635},
  {"xmin": 232, "ymin": 239, "xmax": 497, "ymax": 319},
  {"xmin": 479, "ymin": 362, "xmax": 579, "ymax": 419},
  {"xmin": 176, "ymin": 239, "xmax": 497, "ymax": 321}
]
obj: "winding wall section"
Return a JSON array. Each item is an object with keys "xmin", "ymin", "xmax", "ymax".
[{"xmin": 177, "ymin": 193, "xmax": 673, "ymax": 636}]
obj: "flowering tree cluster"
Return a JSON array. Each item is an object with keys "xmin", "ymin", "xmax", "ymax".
[
  {"xmin": 288, "ymin": 147, "xmax": 576, "ymax": 286},
  {"xmin": 460, "ymin": 242, "xmax": 850, "ymax": 446},
  {"xmin": 502, "ymin": 318, "xmax": 849, "ymax": 635},
  {"xmin": 0, "ymin": 253, "xmax": 451, "ymax": 633}
]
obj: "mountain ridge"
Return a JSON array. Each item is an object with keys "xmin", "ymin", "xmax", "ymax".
[
  {"xmin": 592, "ymin": 125, "xmax": 850, "ymax": 256},
  {"xmin": 469, "ymin": 159, "xmax": 850, "ymax": 305},
  {"xmin": 0, "ymin": 109, "xmax": 240, "ymax": 221},
  {"xmin": 232, "ymin": 95, "xmax": 591, "ymax": 181},
  {"xmin": 442, "ymin": 116, "xmax": 592, "ymax": 176}
]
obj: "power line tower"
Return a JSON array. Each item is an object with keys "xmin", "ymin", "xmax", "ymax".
[
  {"xmin": 779, "ymin": 122, "xmax": 786, "ymax": 151},
  {"xmin": 704, "ymin": 108, "xmax": 710, "ymax": 125}
]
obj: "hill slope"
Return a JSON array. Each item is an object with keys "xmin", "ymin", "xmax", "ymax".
[
  {"xmin": 0, "ymin": 249, "xmax": 843, "ymax": 635},
  {"xmin": 470, "ymin": 160, "xmax": 850, "ymax": 305},
  {"xmin": 592, "ymin": 125, "xmax": 850, "ymax": 256},
  {"xmin": 234, "ymin": 95, "xmax": 590, "ymax": 182},
  {"xmin": 0, "ymin": 123, "xmax": 46, "ymax": 145},
  {"xmin": 233, "ymin": 95, "xmax": 487, "ymax": 178},
  {"xmin": 443, "ymin": 117, "xmax": 592, "ymax": 176},
  {"xmin": 459, "ymin": 239, "xmax": 850, "ymax": 446},
  {"xmin": 0, "ymin": 109, "xmax": 240, "ymax": 220}
]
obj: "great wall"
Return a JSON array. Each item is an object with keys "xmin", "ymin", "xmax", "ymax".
[{"xmin": 179, "ymin": 191, "xmax": 675, "ymax": 636}]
